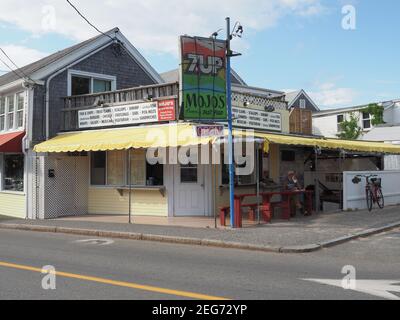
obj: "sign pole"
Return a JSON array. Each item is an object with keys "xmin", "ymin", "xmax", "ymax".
[{"xmin": 226, "ymin": 17, "xmax": 235, "ymax": 228}]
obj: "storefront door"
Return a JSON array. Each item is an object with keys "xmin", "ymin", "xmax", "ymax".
[{"xmin": 173, "ymin": 163, "xmax": 206, "ymax": 216}]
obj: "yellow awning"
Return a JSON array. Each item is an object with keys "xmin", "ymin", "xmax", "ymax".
[
  {"xmin": 34, "ymin": 122, "xmax": 400, "ymax": 155},
  {"xmin": 237, "ymin": 130, "xmax": 400, "ymax": 155},
  {"xmin": 34, "ymin": 123, "xmax": 214, "ymax": 153}
]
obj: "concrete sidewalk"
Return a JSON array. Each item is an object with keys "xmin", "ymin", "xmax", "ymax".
[{"xmin": 1, "ymin": 206, "xmax": 400, "ymax": 253}]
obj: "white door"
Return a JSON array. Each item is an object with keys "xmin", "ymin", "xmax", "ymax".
[{"xmin": 173, "ymin": 163, "xmax": 206, "ymax": 216}]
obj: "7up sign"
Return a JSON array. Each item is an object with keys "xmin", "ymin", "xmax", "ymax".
[{"xmin": 180, "ymin": 36, "xmax": 227, "ymax": 120}]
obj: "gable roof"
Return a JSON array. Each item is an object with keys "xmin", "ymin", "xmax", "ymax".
[
  {"xmin": 285, "ymin": 89, "xmax": 320, "ymax": 111},
  {"xmin": 0, "ymin": 27, "xmax": 163, "ymax": 87},
  {"xmin": 160, "ymin": 68, "xmax": 246, "ymax": 85}
]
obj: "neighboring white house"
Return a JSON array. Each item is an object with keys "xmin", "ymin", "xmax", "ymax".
[
  {"xmin": 361, "ymin": 100, "xmax": 400, "ymax": 169},
  {"xmin": 312, "ymin": 100, "xmax": 399, "ymax": 138},
  {"xmin": 313, "ymin": 99, "xmax": 400, "ymax": 169}
]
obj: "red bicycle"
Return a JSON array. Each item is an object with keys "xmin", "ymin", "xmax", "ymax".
[{"xmin": 352, "ymin": 174, "xmax": 384, "ymax": 212}]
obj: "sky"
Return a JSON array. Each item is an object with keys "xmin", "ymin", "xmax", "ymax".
[{"xmin": 0, "ymin": 0, "xmax": 399, "ymax": 110}]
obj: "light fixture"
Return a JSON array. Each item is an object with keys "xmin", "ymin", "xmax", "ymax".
[
  {"xmin": 265, "ymin": 105, "xmax": 275, "ymax": 112},
  {"xmin": 243, "ymin": 101, "xmax": 250, "ymax": 107},
  {"xmin": 146, "ymin": 94, "xmax": 154, "ymax": 101}
]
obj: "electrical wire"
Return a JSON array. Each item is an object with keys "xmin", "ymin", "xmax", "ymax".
[
  {"xmin": 66, "ymin": 0, "xmax": 115, "ymax": 42},
  {"xmin": 0, "ymin": 47, "xmax": 38, "ymax": 84},
  {"xmin": 0, "ymin": 55, "xmax": 29, "ymax": 82}
]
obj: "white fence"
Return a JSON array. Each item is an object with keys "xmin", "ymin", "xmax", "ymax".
[{"xmin": 343, "ymin": 171, "xmax": 400, "ymax": 210}]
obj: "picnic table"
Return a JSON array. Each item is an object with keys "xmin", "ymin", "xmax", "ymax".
[{"xmin": 220, "ymin": 190, "xmax": 314, "ymax": 228}]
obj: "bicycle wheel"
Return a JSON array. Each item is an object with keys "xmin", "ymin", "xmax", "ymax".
[
  {"xmin": 376, "ymin": 188, "xmax": 384, "ymax": 209},
  {"xmin": 366, "ymin": 188, "xmax": 373, "ymax": 212}
]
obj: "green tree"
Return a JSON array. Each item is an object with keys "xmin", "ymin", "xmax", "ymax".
[
  {"xmin": 364, "ymin": 103, "xmax": 385, "ymax": 126},
  {"xmin": 337, "ymin": 112, "xmax": 362, "ymax": 140}
]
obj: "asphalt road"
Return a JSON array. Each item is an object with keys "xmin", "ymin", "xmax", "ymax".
[{"xmin": 0, "ymin": 228, "xmax": 399, "ymax": 300}]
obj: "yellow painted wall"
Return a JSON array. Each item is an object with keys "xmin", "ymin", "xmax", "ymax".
[
  {"xmin": 0, "ymin": 193, "xmax": 25, "ymax": 218},
  {"xmin": 88, "ymin": 188, "xmax": 168, "ymax": 217}
]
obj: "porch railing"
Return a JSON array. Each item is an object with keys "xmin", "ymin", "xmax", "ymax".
[
  {"xmin": 62, "ymin": 82, "xmax": 179, "ymax": 131},
  {"xmin": 61, "ymin": 81, "xmax": 288, "ymax": 132}
]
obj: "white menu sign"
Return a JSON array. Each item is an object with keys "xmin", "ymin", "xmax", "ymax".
[
  {"xmin": 78, "ymin": 102, "xmax": 159, "ymax": 129},
  {"xmin": 232, "ymin": 107, "xmax": 282, "ymax": 132}
]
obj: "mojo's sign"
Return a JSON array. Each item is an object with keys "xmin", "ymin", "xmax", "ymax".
[
  {"xmin": 78, "ymin": 100, "xmax": 175, "ymax": 129},
  {"xmin": 232, "ymin": 107, "xmax": 282, "ymax": 132},
  {"xmin": 180, "ymin": 36, "xmax": 227, "ymax": 120}
]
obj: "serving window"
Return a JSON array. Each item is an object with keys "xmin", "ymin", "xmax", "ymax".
[{"xmin": 90, "ymin": 150, "xmax": 163, "ymax": 187}]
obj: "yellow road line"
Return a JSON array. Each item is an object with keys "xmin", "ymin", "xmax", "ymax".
[{"xmin": 0, "ymin": 261, "xmax": 228, "ymax": 300}]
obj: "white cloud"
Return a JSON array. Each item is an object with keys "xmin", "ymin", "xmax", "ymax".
[
  {"xmin": 0, "ymin": 0, "xmax": 325, "ymax": 55},
  {"xmin": 0, "ymin": 44, "xmax": 48, "ymax": 70},
  {"xmin": 309, "ymin": 82, "xmax": 358, "ymax": 109}
]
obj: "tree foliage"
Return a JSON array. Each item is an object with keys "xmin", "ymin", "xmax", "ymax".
[
  {"xmin": 337, "ymin": 112, "xmax": 362, "ymax": 140},
  {"xmin": 364, "ymin": 103, "xmax": 385, "ymax": 126}
]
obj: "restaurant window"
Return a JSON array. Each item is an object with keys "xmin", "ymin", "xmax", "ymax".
[
  {"xmin": 362, "ymin": 112, "xmax": 371, "ymax": 129},
  {"xmin": 16, "ymin": 92, "xmax": 24, "ymax": 128},
  {"xmin": 7, "ymin": 95, "xmax": 14, "ymax": 130},
  {"xmin": 221, "ymin": 147, "xmax": 257, "ymax": 186},
  {"xmin": 91, "ymin": 150, "xmax": 164, "ymax": 187},
  {"xmin": 0, "ymin": 97, "xmax": 5, "ymax": 131},
  {"xmin": 3, "ymin": 154, "xmax": 24, "ymax": 192},
  {"xmin": 107, "ymin": 150, "xmax": 125, "ymax": 186},
  {"xmin": 146, "ymin": 163, "xmax": 163, "ymax": 186},
  {"xmin": 90, "ymin": 151, "xmax": 106, "ymax": 185},
  {"xmin": 129, "ymin": 150, "xmax": 146, "ymax": 186}
]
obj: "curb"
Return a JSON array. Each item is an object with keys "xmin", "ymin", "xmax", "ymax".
[{"xmin": 0, "ymin": 221, "xmax": 399, "ymax": 254}]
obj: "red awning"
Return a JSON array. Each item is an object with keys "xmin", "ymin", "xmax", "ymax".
[{"xmin": 0, "ymin": 131, "xmax": 25, "ymax": 153}]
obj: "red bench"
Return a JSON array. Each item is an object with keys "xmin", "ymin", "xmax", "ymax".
[{"xmin": 220, "ymin": 204, "xmax": 272, "ymax": 227}]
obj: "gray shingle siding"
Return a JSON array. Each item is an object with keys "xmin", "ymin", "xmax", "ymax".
[
  {"xmin": 33, "ymin": 44, "xmax": 157, "ymax": 141},
  {"xmin": 291, "ymin": 93, "xmax": 318, "ymax": 112}
]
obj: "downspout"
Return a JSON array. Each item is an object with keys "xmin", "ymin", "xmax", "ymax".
[{"xmin": 22, "ymin": 82, "xmax": 34, "ymax": 219}]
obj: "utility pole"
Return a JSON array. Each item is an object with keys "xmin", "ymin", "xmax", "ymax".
[{"xmin": 226, "ymin": 17, "xmax": 235, "ymax": 228}]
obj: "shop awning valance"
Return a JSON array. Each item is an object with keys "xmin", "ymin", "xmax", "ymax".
[
  {"xmin": 34, "ymin": 123, "xmax": 400, "ymax": 155},
  {"xmin": 33, "ymin": 124, "xmax": 214, "ymax": 153},
  {"xmin": 240, "ymin": 130, "xmax": 400, "ymax": 155},
  {"xmin": 0, "ymin": 131, "xmax": 25, "ymax": 153}
]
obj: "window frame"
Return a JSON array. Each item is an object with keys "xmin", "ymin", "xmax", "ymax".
[
  {"xmin": 337, "ymin": 114, "xmax": 344, "ymax": 132},
  {"xmin": 362, "ymin": 111, "xmax": 372, "ymax": 130},
  {"xmin": 299, "ymin": 98, "xmax": 306, "ymax": 109},
  {"xmin": 0, "ymin": 91, "xmax": 25, "ymax": 133},
  {"xmin": 89, "ymin": 150, "xmax": 164, "ymax": 188},
  {"xmin": 67, "ymin": 70, "xmax": 116, "ymax": 96},
  {"xmin": 0, "ymin": 153, "xmax": 25, "ymax": 194}
]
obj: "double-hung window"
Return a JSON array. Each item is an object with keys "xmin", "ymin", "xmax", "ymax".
[
  {"xmin": 0, "ymin": 97, "xmax": 5, "ymax": 131},
  {"xmin": 16, "ymin": 92, "xmax": 24, "ymax": 128},
  {"xmin": 0, "ymin": 92, "xmax": 24, "ymax": 132},
  {"xmin": 362, "ymin": 112, "xmax": 372, "ymax": 129},
  {"xmin": 7, "ymin": 95, "xmax": 14, "ymax": 130}
]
